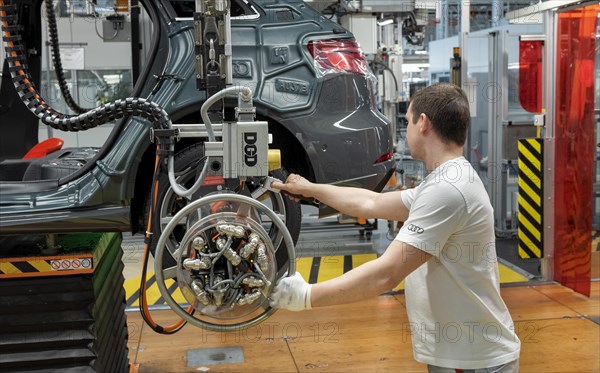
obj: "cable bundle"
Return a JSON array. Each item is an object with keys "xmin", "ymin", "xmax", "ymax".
[{"xmin": 0, "ymin": 0, "xmax": 171, "ymax": 131}]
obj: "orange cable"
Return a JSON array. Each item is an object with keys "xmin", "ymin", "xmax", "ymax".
[
  {"xmin": 139, "ymin": 145, "xmax": 194, "ymax": 333},
  {"xmin": 0, "ymin": 0, "xmax": 45, "ymax": 103}
]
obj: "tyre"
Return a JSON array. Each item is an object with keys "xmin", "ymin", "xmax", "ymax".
[{"xmin": 147, "ymin": 142, "xmax": 301, "ymax": 270}]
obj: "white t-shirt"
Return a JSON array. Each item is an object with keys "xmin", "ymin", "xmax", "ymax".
[{"xmin": 396, "ymin": 156, "xmax": 521, "ymax": 369}]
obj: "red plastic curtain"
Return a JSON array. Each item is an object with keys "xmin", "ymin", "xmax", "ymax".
[{"xmin": 553, "ymin": 3, "xmax": 599, "ymax": 296}]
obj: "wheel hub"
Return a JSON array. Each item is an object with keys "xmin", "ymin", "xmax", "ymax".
[{"xmin": 154, "ymin": 192, "xmax": 295, "ymax": 331}]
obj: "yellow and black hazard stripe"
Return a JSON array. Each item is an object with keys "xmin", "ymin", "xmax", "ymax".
[
  {"xmin": 0, "ymin": 254, "xmax": 94, "ymax": 278},
  {"xmin": 517, "ymin": 138, "xmax": 544, "ymax": 259}
]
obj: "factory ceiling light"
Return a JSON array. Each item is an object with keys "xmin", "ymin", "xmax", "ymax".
[{"xmin": 377, "ymin": 17, "xmax": 394, "ymax": 26}]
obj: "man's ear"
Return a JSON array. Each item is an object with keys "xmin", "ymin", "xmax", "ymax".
[{"xmin": 419, "ymin": 114, "xmax": 431, "ymax": 133}]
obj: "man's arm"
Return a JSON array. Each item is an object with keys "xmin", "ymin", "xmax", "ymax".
[
  {"xmin": 272, "ymin": 174, "xmax": 409, "ymax": 222},
  {"xmin": 310, "ymin": 240, "xmax": 431, "ymax": 307},
  {"xmin": 269, "ymin": 240, "xmax": 432, "ymax": 310}
]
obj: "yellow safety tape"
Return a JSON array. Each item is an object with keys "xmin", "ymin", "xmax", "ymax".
[
  {"xmin": 518, "ymin": 194, "xmax": 542, "ymax": 224},
  {"xmin": 0, "ymin": 262, "xmax": 21, "ymax": 275},
  {"xmin": 29, "ymin": 260, "xmax": 52, "ymax": 272},
  {"xmin": 518, "ymin": 212, "xmax": 542, "ymax": 242},
  {"xmin": 517, "ymin": 138, "xmax": 543, "ymax": 260},
  {"xmin": 518, "ymin": 141, "xmax": 541, "ymax": 172},
  {"xmin": 518, "ymin": 245, "xmax": 529, "ymax": 260},
  {"xmin": 526, "ymin": 138, "xmax": 542, "ymax": 153},
  {"xmin": 518, "ymin": 160, "xmax": 542, "ymax": 190},
  {"xmin": 518, "ymin": 229, "xmax": 542, "ymax": 258},
  {"xmin": 518, "ymin": 177, "xmax": 542, "ymax": 206}
]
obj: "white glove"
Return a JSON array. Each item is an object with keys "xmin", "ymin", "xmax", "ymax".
[{"xmin": 269, "ymin": 272, "xmax": 312, "ymax": 311}]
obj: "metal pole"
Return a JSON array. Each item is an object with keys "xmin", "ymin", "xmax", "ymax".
[
  {"xmin": 460, "ymin": 0, "xmax": 469, "ymax": 90},
  {"xmin": 44, "ymin": 41, "xmax": 54, "ymax": 139},
  {"xmin": 460, "ymin": 1, "xmax": 470, "ymax": 159},
  {"xmin": 436, "ymin": 0, "xmax": 448, "ymax": 40},
  {"xmin": 130, "ymin": 0, "xmax": 141, "ymax": 85},
  {"xmin": 488, "ymin": 32, "xmax": 500, "ymax": 228},
  {"xmin": 492, "ymin": 0, "xmax": 503, "ymax": 28},
  {"xmin": 488, "ymin": 31, "xmax": 509, "ymax": 236},
  {"xmin": 541, "ymin": 9, "xmax": 557, "ymax": 281}
]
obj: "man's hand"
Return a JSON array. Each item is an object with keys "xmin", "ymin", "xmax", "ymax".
[
  {"xmin": 271, "ymin": 174, "xmax": 314, "ymax": 201},
  {"xmin": 269, "ymin": 272, "xmax": 312, "ymax": 311}
]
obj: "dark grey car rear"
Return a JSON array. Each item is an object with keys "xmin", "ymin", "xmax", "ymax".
[{"xmin": 0, "ymin": 0, "xmax": 394, "ymax": 235}]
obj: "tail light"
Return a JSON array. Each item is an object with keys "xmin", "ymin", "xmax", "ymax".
[
  {"xmin": 307, "ymin": 38, "xmax": 369, "ymax": 76},
  {"xmin": 374, "ymin": 152, "xmax": 393, "ymax": 164}
]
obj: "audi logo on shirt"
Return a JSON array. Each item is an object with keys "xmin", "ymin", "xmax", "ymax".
[{"xmin": 406, "ymin": 224, "xmax": 424, "ymax": 234}]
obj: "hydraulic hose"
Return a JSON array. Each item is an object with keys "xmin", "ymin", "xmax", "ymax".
[
  {"xmin": 0, "ymin": 0, "xmax": 171, "ymax": 131},
  {"xmin": 167, "ymin": 146, "xmax": 209, "ymax": 199},
  {"xmin": 166, "ymin": 85, "xmax": 253, "ymax": 198},
  {"xmin": 200, "ymin": 85, "xmax": 252, "ymax": 143}
]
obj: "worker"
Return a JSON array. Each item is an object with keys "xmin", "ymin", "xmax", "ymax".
[{"xmin": 270, "ymin": 83, "xmax": 521, "ymax": 372}]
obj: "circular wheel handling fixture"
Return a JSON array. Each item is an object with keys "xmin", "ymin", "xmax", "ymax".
[{"xmin": 154, "ymin": 192, "xmax": 296, "ymax": 332}]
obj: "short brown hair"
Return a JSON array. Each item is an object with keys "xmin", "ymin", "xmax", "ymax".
[{"xmin": 409, "ymin": 83, "xmax": 470, "ymax": 146}]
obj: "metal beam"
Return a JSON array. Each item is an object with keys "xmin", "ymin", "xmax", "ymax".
[
  {"xmin": 541, "ymin": 10, "xmax": 558, "ymax": 282},
  {"xmin": 505, "ymin": 0, "xmax": 588, "ymax": 23}
]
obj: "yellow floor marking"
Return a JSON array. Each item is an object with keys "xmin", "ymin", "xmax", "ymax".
[
  {"xmin": 124, "ymin": 274, "xmax": 182, "ymax": 307},
  {"xmin": 171, "ymin": 287, "xmax": 186, "ymax": 304},
  {"xmin": 146, "ymin": 280, "xmax": 166, "ymax": 306},
  {"xmin": 352, "ymin": 253, "xmax": 378, "ymax": 268},
  {"xmin": 317, "ymin": 256, "xmax": 344, "ymax": 282},
  {"xmin": 498, "ymin": 263, "xmax": 530, "ymax": 283},
  {"xmin": 124, "ymin": 277, "xmax": 141, "ymax": 306},
  {"xmin": 393, "ymin": 280, "xmax": 405, "ymax": 291},
  {"xmin": 123, "ymin": 255, "xmax": 531, "ymax": 307},
  {"xmin": 295, "ymin": 257, "xmax": 313, "ymax": 280}
]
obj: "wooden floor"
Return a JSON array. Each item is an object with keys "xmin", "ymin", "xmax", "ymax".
[{"xmin": 126, "ymin": 282, "xmax": 600, "ymax": 373}]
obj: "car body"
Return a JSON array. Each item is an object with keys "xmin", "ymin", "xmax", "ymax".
[{"xmin": 0, "ymin": 0, "xmax": 394, "ymax": 236}]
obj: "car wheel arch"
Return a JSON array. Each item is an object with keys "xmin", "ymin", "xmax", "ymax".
[{"xmin": 130, "ymin": 114, "xmax": 317, "ymax": 234}]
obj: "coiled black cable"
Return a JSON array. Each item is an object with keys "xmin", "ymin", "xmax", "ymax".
[
  {"xmin": 44, "ymin": 0, "xmax": 90, "ymax": 114},
  {"xmin": 0, "ymin": 0, "xmax": 171, "ymax": 131}
]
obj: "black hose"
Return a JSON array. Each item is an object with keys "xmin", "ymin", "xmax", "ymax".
[
  {"xmin": 371, "ymin": 60, "xmax": 399, "ymax": 93},
  {"xmin": 0, "ymin": 0, "xmax": 171, "ymax": 132},
  {"xmin": 44, "ymin": 0, "xmax": 90, "ymax": 114}
]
